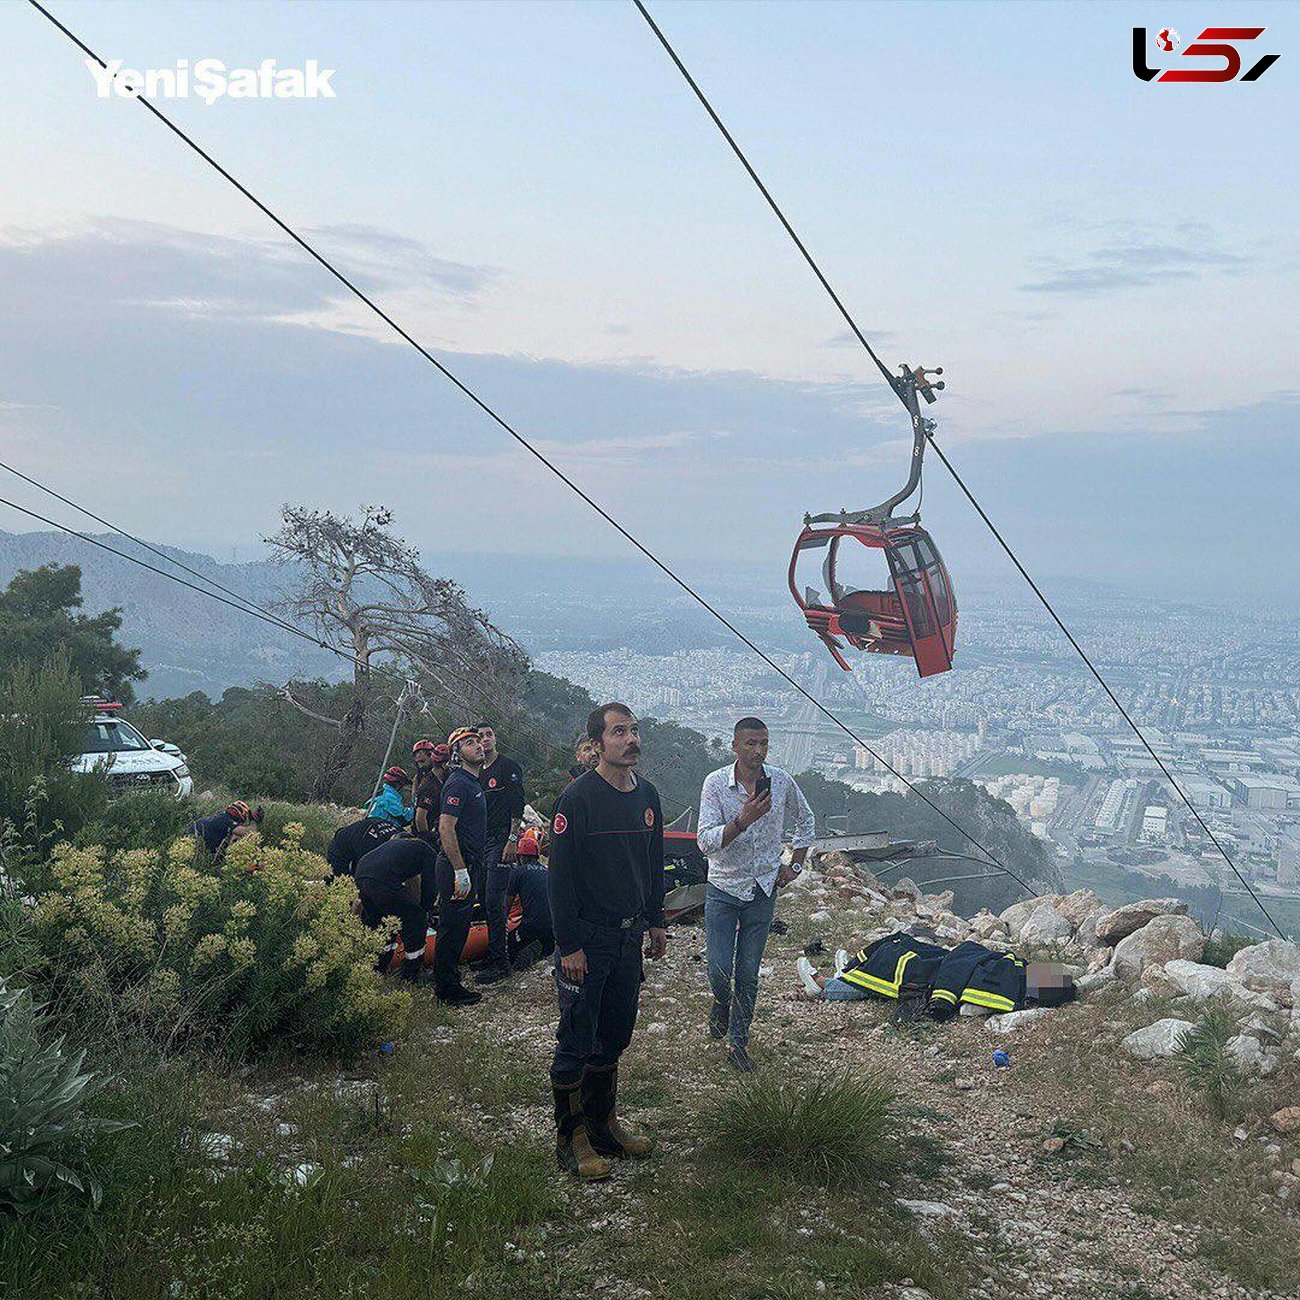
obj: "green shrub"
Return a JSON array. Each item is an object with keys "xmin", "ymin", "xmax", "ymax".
[
  {"xmin": 28, "ymin": 824, "xmax": 408, "ymax": 1058},
  {"xmin": 1200, "ymin": 932, "xmax": 1255, "ymax": 969},
  {"xmin": 256, "ymin": 801, "xmax": 346, "ymax": 857},
  {"xmin": 701, "ymin": 1073, "xmax": 907, "ymax": 1187},
  {"xmin": 0, "ymin": 652, "xmax": 110, "ymax": 856},
  {"xmin": 1176, "ymin": 1007, "xmax": 1246, "ymax": 1120},
  {"xmin": 72, "ymin": 789, "xmax": 197, "ymax": 856},
  {"xmin": 0, "ymin": 980, "xmax": 133, "ymax": 1212}
]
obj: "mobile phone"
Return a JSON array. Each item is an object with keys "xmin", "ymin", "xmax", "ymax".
[{"xmin": 755, "ymin": 774, "xmax": 772, "ymax": 801}]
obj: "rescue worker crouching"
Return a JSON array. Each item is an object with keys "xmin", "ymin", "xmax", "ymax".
[
  {"xmin": 547, "ymin": 703, "xmax": 666, "ymax": 1181},
  {"xmin": 192, "ymin": 800, "xmax": 263, "ymax": 857},
  {"xmin": 326, "ymin": 815, "xmax": 404, "ymax": 879},
  {"xmin": 505, "ymin": 826, "xmax": 553, "ymax": 970},
  {"xmin": 354, "ymin": 832, "xmax": 439, "ymax": 982}
]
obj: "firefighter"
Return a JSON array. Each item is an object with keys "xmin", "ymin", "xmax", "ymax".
[
  {"xmin": 505, "ymin": 826, "xmax": 553, "ymax": 970},
  {"xmin": 411, "ymin": 741, "xmax": 451, "ymax": 843},
  {"xmin": 354, "ymin": 833, "xmax": 439, "ymax": 981},
  {"xmin": 326, "ymin": 814, "xmax": 404, "ymax": 878},
  {"xmin": 191, "ymin": 801, "xmax": 262, "ymax": 857},
  {"xmin": 433, "ymin": 728, "xmax": 487, "ymax": 1007},
  {"xmin": 548, "ymin": 702, "xmax": 666, "ymax": 1181}
]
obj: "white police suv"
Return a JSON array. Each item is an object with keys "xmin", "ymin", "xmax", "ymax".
[{"xmin": 70, "ymin": 699, "xmax": 193, "ymax": 797}]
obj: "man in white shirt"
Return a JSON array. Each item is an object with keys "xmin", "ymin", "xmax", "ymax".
[{"xmin": 697, "ymin": 717, "xmax": 816, "ymax": 1072}]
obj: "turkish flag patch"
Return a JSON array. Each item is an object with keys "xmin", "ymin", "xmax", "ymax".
[
  {"xmin": 488, "ymin": 778, "xmax": 497, "ymax": 788},
  {"xmin": 553, "ymin": 813, "xmax": 568, "ymax": 835},
  {"xmin": 447, "ymin": 796, "xmax": 460, "ymax": 807},
  {"xmin": 644, "ymin": 807, "xmax": 655, "ymax": 827}
]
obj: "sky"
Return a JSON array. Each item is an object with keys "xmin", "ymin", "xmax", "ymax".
[{"xmin": 0, "ymin": 0, "xmax": 1297, "ymax": 611}]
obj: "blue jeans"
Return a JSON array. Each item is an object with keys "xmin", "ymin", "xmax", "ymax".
[
  {"xmin": 705, "ymin": 882, "xmax": 777, "ymax": 1049},
  {"xmin": 823, "ymin": 976, "xmax": 870, "ymax": 1002}
]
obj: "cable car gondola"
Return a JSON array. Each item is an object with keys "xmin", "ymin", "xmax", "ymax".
[{"xmin": 789, "ymin": 364, "xmax": 957, "ymax": 678}]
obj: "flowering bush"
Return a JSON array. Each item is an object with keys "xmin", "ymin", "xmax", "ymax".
[{"xmin": 29, "ymin": 824, "xmax": 407, "ymax": 1057}]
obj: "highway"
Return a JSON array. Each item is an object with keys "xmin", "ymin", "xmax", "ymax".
[{"xmin": 775, "ymin": 661, "xmax": 830, "ymax": 776}]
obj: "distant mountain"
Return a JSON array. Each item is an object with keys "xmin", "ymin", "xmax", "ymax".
[
  {"xmin": 0, "ymin": 527, "xmax": 742, "ymax": 699},
  {"xmin": 0, "ymin": 528, "xmax": 335, "ymax": 699}
]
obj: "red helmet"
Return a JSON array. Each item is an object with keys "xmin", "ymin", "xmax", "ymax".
[
  {"xmin": 383, "ymin": 765, "xmax": 411, "ymax": 788},
  {"xmin": 412, "ymin": 739, "xmax": 435, "ymax": 755},
  {"xmin": 517, "ymin": 826, "xmax": 543, "ymax": 859},
  {"xmin": 431, "ymin": 743, "xmax": 452, "ymax": 764}
]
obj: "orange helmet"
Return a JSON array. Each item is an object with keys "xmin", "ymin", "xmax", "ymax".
[
  {"xmin": 517, "ymin": 826, "xmax": 543, "ymax": 859},
  {"xmin": 225, "ymin": 800, "xmax": 251, "ymax": 822},
  {"xmin": 446, "ymin": 726, "xmax": 479, "ymax": 753}
]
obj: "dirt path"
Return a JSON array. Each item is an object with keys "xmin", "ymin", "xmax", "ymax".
[{"xmin": 399, "ymin": 876, "xmax": 1299, "ymax": 1300}]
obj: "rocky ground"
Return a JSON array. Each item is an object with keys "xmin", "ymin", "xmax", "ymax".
[{"xmin": 250, "ymin": 852, "xmax": 1300, "ymax": 1300}]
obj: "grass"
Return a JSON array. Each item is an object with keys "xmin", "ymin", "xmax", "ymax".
[
  {"xmin": 0, "ymin": 1027, "xmax": 557, "ymax": 1300},
  {"xmin": 1175, "ymin": 1007, "xmax": 1246, "ymax": 1120},
  {"xmin": 1199, "ymin": 931, "xmax": 1256, "ymax": 969},
  {"xmin": 975, "ymin": 997, "xmax": 1300, "ymax": 1293},
  {"xmin": 700, "ymin": 1073, "xmax": 906, "ymax": 1187}
]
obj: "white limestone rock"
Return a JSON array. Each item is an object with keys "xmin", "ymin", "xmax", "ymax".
[
  {"xmin": 1227, "ymin": 940, "xmax": 1300, "ymax": 1008},
  {"xmin": 1122, "ymin": 1018, "xmax": 1196, "ymax": 1060},
  {"xmin": 1095, "ymin": 899, "xmax": 1188, "ymax": 945},
  {"xmin": 1161, "ymin": 959, "xmax": 1236, "ymax": 1004},
  {"xmin": 1112, "ymin": 914, "xmax": 1204, "ymax": 984},
  {"xmin": 1019, "ymin": 907, "xmax": 1073, "ymax": 946},
  {"xmin": 986, "ymin": 1008, "xmax": 1049, "ymax": 1034}
]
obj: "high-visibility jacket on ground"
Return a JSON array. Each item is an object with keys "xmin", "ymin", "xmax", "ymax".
[
  {"xmin": 837, "ymin": 933, "xmax": 1027, "ymax": 1018},
  {"xmin": 927, "ymin": 940, "xmax": 1026, "ymax": 1018},
  {"xmin": 837, "ymin": 933, "xmax": 949, "ymax": 999}
]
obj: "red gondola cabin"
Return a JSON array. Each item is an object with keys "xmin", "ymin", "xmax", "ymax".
[{"xmin": 788, "ymin": 520, "xmax": 957, "ymax": 678}]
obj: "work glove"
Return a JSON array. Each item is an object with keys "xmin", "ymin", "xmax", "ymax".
[{"xmin": 453, "ymin": 868, "xmax": 471, "ymax": 900}]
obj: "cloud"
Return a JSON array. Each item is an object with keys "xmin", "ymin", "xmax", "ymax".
[
  {"xmin": 824, "ymin": 328, "xmax": 894, "ymax": 349},
  {"xmin": 310, "ymin": 222, "xmax": 496, "ymax": 297},
  {"xmin": 1019, "ymin": 229, "xmax": 1251, "ymax": 296},
  {"xmin": 0, "ymin": 217, "xmax": 493, "ymax": 326}
]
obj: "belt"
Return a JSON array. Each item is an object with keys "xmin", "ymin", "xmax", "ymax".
[{"xmin": 582, "ymin": 910, "xmax": 643, "ymax": 931}]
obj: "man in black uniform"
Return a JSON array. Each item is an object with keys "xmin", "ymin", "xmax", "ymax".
[
  {"xmin": 354, "ymin": 834, "xmax": 438, "ymax": 981},
  {"xmin": 548, "ymin": 702, "xmax": 666, "ymax": 1181},
  {"xmin": 505, "ymin": 827, "xmax": 553, "ymax": 970},
  {"xmin": 475, "ymin": 722, "xmax": 527, "ymax": 986},
  {"xmin": 435, "ymin": 727, "xmax": 487, "ymax": 1007},
  {"xmin": 326, "ymin": 815, "xmax": 404, "ymax": 878},
  {"xmin": 411, "ymin": 740, "xmax": 451, "ymax": 843}
]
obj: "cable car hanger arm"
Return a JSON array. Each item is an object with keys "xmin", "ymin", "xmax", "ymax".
[{"xmin": 804, "ymin": 364, "xmax": 945, "ymax": 528}]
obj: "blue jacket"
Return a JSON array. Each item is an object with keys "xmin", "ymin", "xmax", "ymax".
[{"xmin": 367, "ymin": 783, "xmax": 412, "ymax": 825}]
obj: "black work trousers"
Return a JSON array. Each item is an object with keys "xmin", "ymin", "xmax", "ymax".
[
  {"xmin": 550, "ymin": 923, "xmax": 643, "ymax": 1086},
  {"xmin": 433, "ymin": 852, "xmax": 475, "ymax": 995},
  {"xmin": 358, "ymin": 873, "xmax": 433, "ymax": 957},
  {"xmin": 482, "ymin": 835, "xmax": 510, "ymax": 964}
]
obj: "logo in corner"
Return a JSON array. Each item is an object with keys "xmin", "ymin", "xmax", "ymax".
[
  {"xmin": 1133, "ymin": 25, "xmax": 1279, "ymax": 82},
  {"xmin": 644, "ymin": 807, "xmax": 655, "ymax": 828},
  {"xmin": 553, "ymin": 813, "xmax": 568, "ymax": 836}
]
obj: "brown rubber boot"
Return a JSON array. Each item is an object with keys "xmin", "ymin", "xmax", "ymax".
[
  {"xmin": 582, "ymin": 1065, "xmax": 653, "ymax": 1160},
  {"xmin": 552, "ymin": 1079, "xmax": 612, "ymax": 1181}
]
